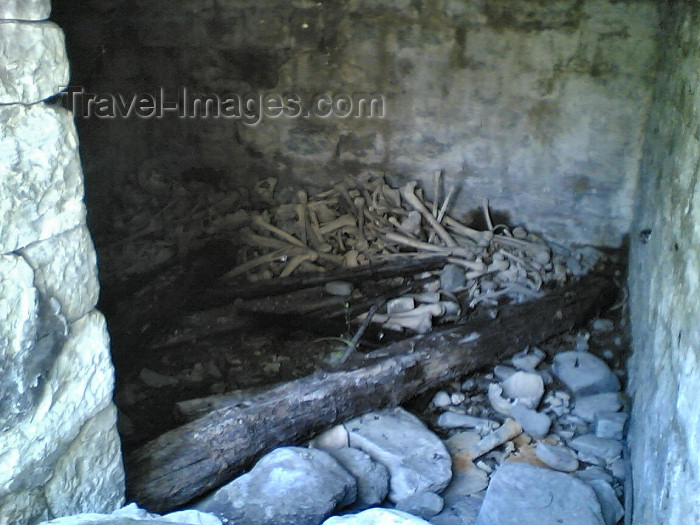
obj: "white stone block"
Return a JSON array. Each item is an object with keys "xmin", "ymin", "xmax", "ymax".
[
  {"xmin": 0, "ymin": 0, "xmax": 51, "ymax": 20},
  {"xmin": 0, "ymin": 21, "xmax": 68, "ymax": 103},
  {"xmin": 19, "ymin": 225, "xmax": 100, "ymax": 322},
  {"xmin": 45, "ymin": 403, "xmax": 125, "ymax": 516},
  {"xmin": 0, "ymin": 103, "xmax": 86, "ymax": 253},
  {"xmin": 0, "ymin": 254, "xmax": 40, "ymax": 431},
  {"xmin": 0, "ymin": 311, "xmax": 114, "ymax": 501}
]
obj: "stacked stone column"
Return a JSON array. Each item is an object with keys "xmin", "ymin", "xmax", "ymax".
[{"xmin": 0, "ymin": 1, "xmax": 125, "ymax": 522}]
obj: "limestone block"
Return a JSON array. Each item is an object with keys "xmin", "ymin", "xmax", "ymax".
[
  {"xmin": 0, "ymin": 311, "xmax": 114, "ymax": 501},
  {"xmin": 0, "ymin": 486, "xmax": 50, "ymax": 525},
  {"xmin": 0, "ymin": 254, "xmax": 41, "ymax": 432},
  {"xmin": 0, "ymin": 0, "xmax": 51, "ymax": 20},
  {"xmin": 0, "ymin": 104, "xmax": 86, "ymax": 253},
  {"xmin": 19, "ymin": 225, "xmax": 100, "ymax": 322},
  {"xmin": 45, "ymin": 403, "xmax": 125, "ymax": 517},
  {"xmin": 0, "ymin": 21, "xmax": 69, "ymax": 103}
]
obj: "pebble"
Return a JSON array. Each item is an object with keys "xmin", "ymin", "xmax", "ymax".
[
  {"xmin": 493, "ymin": 365, "xmax": 517, "ymax": 381},
  {"xmin": 325, "ymin": 281, "xmax": 353, "ymax": 296},
  {"xmin": 395, "ymin": 492, "xmax": 444, "ymax": 520},
  {"xmin": 501, "ymin": 371, "xmax": 545, "ymax": 409},
  {"xmin": 594, "ymin": 411, "xmax": 628, "ymax": 440},
  {"xmin": 535, "ymin": 443, "xmax": 579, "ymax": 472},
  {"xmin": 450, "ymin": 392, "xmax": 466, "ymax": 405},
  {"xmin": 460, "ymin": 378, "xmax": 476, "ymax": 392},
  {"xmin": 569, "ymin": 434, "xmax": 624, "ymax": 463},
  {"xmin": 511, "ymin": 347, "xmax": 546, "ymax": 371},
  {"xmin": 432, "ymin": 391, "xmax": 452, "ymax": 408},
  {"xmin": 572, "ymin": 393, "xmax": 622, "ymax": 423},
  {"xmin": 552, "ymin": 351, "xmax": 620, "ymax": 396}
]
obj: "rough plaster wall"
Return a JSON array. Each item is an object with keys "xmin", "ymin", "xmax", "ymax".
[
  {"xmin": 0, "ymin": 1, "xmax": 125, "ymax": 522},
  {"xmin": 627, "ymin": 2, "xmax": 700, "ymax": 524},
  {"xmin": 55, "ymin": 0, "xmax": 658, "ymax": 248}
]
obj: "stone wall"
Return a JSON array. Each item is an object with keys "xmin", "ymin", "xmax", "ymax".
[
  {"xmin": 627, "ymin": 2, "xmax": 700, "ymax": 524},
  {"xmin": 0, "ymin": 1, "xmax": 125, "ymax": 523},
  {"xmin": 54, "ymin": 0, "xmax": 659, "ymax": 249}
]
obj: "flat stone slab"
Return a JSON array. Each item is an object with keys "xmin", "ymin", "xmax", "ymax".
[
  {"xmin": 552, "ymin": 351, "xmax": 620, "ymax": 396},
  {"xmin": 195, "ymin": 447, "xmax": 356, "ymax": 525},
  {"xmin": 344, "ymin": 408, "xmax": 452, "ymax": 503},
  {"xmin": 326, "ymin": 447, "xmax": 389, "ymax": 509},
  {"xmin": 474, "ymin": 463, "xmax": 605, "ymax": 525},
  {"xmin": 569, "ymin": 434, "xmax": 624, "ymax": 463}
]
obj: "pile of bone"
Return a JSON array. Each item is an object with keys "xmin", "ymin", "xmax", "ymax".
[{"xmin": 226, "ymin": 174, "xmax": 601, "ymax": 333}]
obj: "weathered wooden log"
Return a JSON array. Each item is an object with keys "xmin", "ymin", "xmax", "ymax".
[{"xmin": 126, "ymin": 275, "xmax": 616, "ymax": 512}]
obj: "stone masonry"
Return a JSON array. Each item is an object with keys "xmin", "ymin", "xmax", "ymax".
[{"xmin": 0, "ymin": 1, "xmax": 125, "ymax": 523}]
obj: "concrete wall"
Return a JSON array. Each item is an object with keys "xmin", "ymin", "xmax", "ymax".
[
  {"xmin": 54, "ymin": 0, "xmax": 659, "ymax": 249},
  {"xmin": 0, "ymin": 1, "xmax": 125, "ymax": 522},
  {"xmin": 627, "ymin": 2, "xmax": 700, "ymax": 524}
]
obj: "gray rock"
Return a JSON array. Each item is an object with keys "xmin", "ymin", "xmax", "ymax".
[
  {"xmin": 511, "ymin": 347, "xmax": 546, "ymax": 371},
  {"xmin": 450, "ymin": 392, "xmax": 466, "ymax": 405},
  {"xmin": 440, "ymin": 263, "xmax": 466, "ymax": 292},
  {"xmin": 509, "ymin": 404, "xmax": 551, "ymax": 438},
  {"xmin": 610, "ymin": 459, "xmax": 629, "ymax": 480},
  {"xmin": 535, "ymin": 443, "xmax": 579, "ymax": 472},
  {"xmin": 323, "ymin": 508, "xmax": 431, "ymax": 525},
  {"xmin": 344, "ymin": 408, "xmax": 452, "ymax": 503},
  {"xmin": 595, "ymin": 411, "xmax": 628, "ymax": 440},
  {"xmin": 552, "ymin": 351, "xmax": 620, "ymax": 396},
  {"xmin": 432, "ymin": 391, "xmax": 452, "ymax": 408},
  {"xmin": 195, "ymin": 447, "xmax": 357, "ymax": 525},
  {"xmin": 431, "ymin": 493, "xmax": 484, "ymax": 525},
  {"xmin": 326, "ymin": 447, "xmax": 389, "ymax": 509},
  {"xmin": 0, "ymin": 0, "xmax": 51, "ymax": 20},
  {"xmin": 585, "ymin": 479, "xmax": 625, "ymax": 525},
  {"xmin": 436, "ymin": 412, "xmax": 495, "ymax": 432},
  {"xmin": 569, "ymin": 434, "xmax": 624, "ymax": 463},
  {"xmin": 36, "ymin": 503, "xmax": 222, "ymax": 524},
  {"xmin": 500, "ymin": 371, "xmax": 545, "ymax": 409},
  {"xmin": 395, "ymin": 491, "xmax": 444, "ymax": 519},
  {"xmin": 441, "ymin": 469, "xmax": 489, "ymax": 502},
  {"xmin": 139, "ymin": 368, "xmax": 179, "ymax": 388},
  {"xmin": 0, "ymin": 21, "xmax": 69, "ymax": 104},
  {"xmin": 474, "ymin": 463, "xmax": 605, "ymax": 525},
  {"xmin": 493, "ymin": 365, "xmax": 516, "ymax": 381},
  {"xmin": 575, "ymin": 466, "xmax": 614, "ymax": 484},
  {"xmin": 572, "ymin": 393, "xmax": 623, "ymax": 423},
  {"xmin": 0, "ymin": 104, "xmax": 85, "ymax": 253}
]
